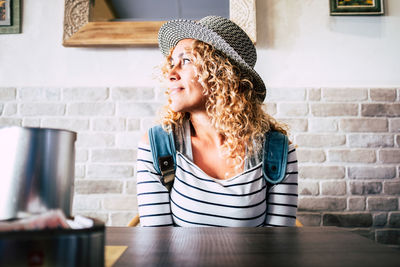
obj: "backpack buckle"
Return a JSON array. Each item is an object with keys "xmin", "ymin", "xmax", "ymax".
[{"xmin": 158, "ymin": 155, "xmax": 175, "ymax": 185}]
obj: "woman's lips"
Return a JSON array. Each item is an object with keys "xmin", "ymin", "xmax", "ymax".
[{"xmin": 170, "ymin": 87, "xmax": 184, "ymax": 95}]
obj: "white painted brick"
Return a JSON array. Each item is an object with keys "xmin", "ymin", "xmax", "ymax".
[
  {"xmin": 71, "ymin": 211, "xmax": 109, "ymax": 225},
  {"xmin": 340, "ymin": 118, "xmax": 388, "ymax": 132},
  {"xmin": 75, "ymin": 180, "xmax": 123, "ymax": 194},
  {"xmin": 18, "ymin": 87, "xmax": 60, "ymax": 101},
  {"xmin": 266, "ymin": 88, "xmax": 306, "ymax": 101},
  {"xmin": 348, "ymin": 134, "xmax": 394, "ymax": 148},
  {"xmin": 322, "ymin": 88, "xmax": 367, "ymax": 101},
  {"xmin": 311, "ymin": 103, "xmax": 358, "ymax": 116},
  {"xmin": 299, "ymin": 165, "xmax": 345, "ymax": 179},
  {"xmin": 74, "ymin": 164, "xmax": 85, "ymax": 178},
  {"xmin": 20, "ymin": 103, "xmax": 65, "ymax": 116},
  {"xmin": 348, "ymin": 166, "xmax": 396, "ymax": 179},
  {"xmin": 389, "ymin": 118, "xmax": 400, "ymax": 132},
  {"xmin": 91, "ymin": 149, "xmax": 136, "ymax": 162},
  {"xmin": 75, "ymin": 149, "xmax": 88, "ymax": 162},
  {"xmin": 68, "ymin": 103, "xmax": 115, "ymax": 116},
  {"xmin": 298, "ymin": 181, "xmax": 319, "ymax": 196},
  {"xmin": 103, "ymin": 196, "xmax": 138, "ymax": 210},
  {"xmin": 63, "ymin": 87, "xmax": 108, "ymax": 101},
  {"xmin": 321, "ymin": 181, "xmax": 346, "ymax": 196},
  {"xmin": 379, "ymin": 149, "xmax": 400, "ymax": 163},
  {"xmin": 111, "ymin": 87, "xmax": 154, "ymax": 101},
  {"xmin": 141, "ymin": 118, "xmax": 158, "ymax": 131},
  {"xmin": 127, "ymin": 119, "xmax": 141, "ymax": 131},
  {"xmin": 295, "ymin": 134, "xmax": 346, "ymax": 147},
  {"xmin": 76, "ymin": 133, "xmax": 115, "ymax": 147},
  {"xmin": 0, "ymin": 87, "xmax": 16, "ymax": 100},
  {"xmin": 328, "ymin": 149, "xmax": 376, "ymax": 163},
  {"xmin": 155, "ymin": 87, "xmax": 168, "ymax": 102},
  {"xmin": 41, "ymin": 118, "xmax": 90, "ymax": 132},
  {"xmin": 296, "ymin": 149, "xmax": 326, "ymax": 163},
  {"xmin": 370, "ymin": 89, "xmax": 397, "ymax": 102},
  {"xmin": 262, "ymin": 102, "xmax": 277, "ymax": 116},
  {"xmin": 308, "ymin": 118, "xmax": 338, "ymax": 132},
  {"xmin": 125, "ymin": 180, "xmax": 137, "ymax": 194},
  {"xmin": 72, "ymin": 195, "xmax": 101, "ymax": 210},
  {"xmin": 3, "ymin": 103, "xmax": 17, "ymax": 116},
  {"xmin": 277, "ymin": 103, "xmax": 308, "ymax": 116},
  {"xmin": 116, "ymin": 132, "xmax": 144, "ymax": 149},
  {"xmin": 279, "ymin": 118, "xmax": 308, "ymax": 132},
  {"xmin": 117, "ymin": 102, "xmax": 160, "ymax": 117},
  {"xmin": 87, "ymin": 164, "xmax": 133, "ymax": 178},
  {"xmin": 110, "ymin": 212, "xmax": 137, "ymax": 227},
  {"xmin": 21, "ymin": 118, "xmax": 39, "ymax": 127},
  {"xmin": 0, "ymin": 118, "xmax": 22, "ymax": 126},
  {"xmin": 308, "ymin": 88, "xmax": 321, "ymax": 101},
  {"xmin": 92, "ymin": 117, "xmax": 125, "ymax": 131}
]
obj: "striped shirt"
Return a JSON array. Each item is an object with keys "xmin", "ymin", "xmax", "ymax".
[{"xmin": 136, "ymin": 135, "xmax": 298, "ymax": 227}]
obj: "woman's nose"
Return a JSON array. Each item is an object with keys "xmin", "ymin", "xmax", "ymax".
[{"xmin": 168, "ymin": 66, "xmax": 180, "ymax": 81}]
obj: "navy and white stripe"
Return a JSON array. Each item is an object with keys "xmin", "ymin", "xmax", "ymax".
[{"xmin": 136, "ymin": 144, "xmax": 298, "ymax": 227}]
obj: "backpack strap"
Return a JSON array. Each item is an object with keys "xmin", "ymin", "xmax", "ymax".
[
  {"xmin": 148, "ymin": 125, "xmax": 176, "ymax": 190},
  {"xmin": 262, "ymin": 131, "xmax": 289, "ymax": 185}
]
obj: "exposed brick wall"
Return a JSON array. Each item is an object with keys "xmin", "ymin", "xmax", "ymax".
[{"xmin": 1, "ymin": 87, "xmax": 399, "ymax": 247}]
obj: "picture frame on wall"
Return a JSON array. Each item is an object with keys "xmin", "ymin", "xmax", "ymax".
[
  {"xmin": 0, "ymin": 0, "xmax": 21, "ymax": 34},
  {"xmin": 330, "ymin": 0, "xmax": 384, "ymax": 16}
]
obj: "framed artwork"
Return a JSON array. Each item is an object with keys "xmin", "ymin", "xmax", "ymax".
[
  {"xmin": 0, "ymin": 0, "xmax": 21, "ymax": 34},
  {"xmin": 330, "ymin": 0, "xmax": 384, "ymax": 16}
]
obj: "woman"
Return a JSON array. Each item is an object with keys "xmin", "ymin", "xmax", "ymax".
[{"xmin": 136, "ymin": 16, "xmax": 298, "ymax": 227}]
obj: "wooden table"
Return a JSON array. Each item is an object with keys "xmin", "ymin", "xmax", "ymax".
[{"xmin": 106, "ymin": 227, "xmax": 400, "ymax": 267}]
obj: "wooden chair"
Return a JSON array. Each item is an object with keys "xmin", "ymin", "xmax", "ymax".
[{"xmin": 128, "ymin": 214, "xmax": 303, "ymax": 227}]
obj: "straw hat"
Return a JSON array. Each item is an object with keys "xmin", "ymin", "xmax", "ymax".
[{"xmin": 158, "ymin": 16, "xmax": 266, "ymax": 102}]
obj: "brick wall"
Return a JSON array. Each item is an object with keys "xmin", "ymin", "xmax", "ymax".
[{"xmin": 0, "ymin": 87, "xmax": 399, "ymax": 247}]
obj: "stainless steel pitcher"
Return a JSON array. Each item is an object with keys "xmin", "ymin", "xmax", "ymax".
[{"xmin": 0, "ymin": 126, "xmax": 77, "ymax": 220}]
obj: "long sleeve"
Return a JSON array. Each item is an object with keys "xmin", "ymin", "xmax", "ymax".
[
  {"xmin": 136, "ymin": 143, "xmax": 174, "ymax": 226},
  {"xmin": 264, "ymin": 145, "xmax": 298, "ymax": 227}
]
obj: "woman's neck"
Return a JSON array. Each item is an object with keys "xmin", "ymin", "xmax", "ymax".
[{"xmin": 189, "ymin": 111, "xmax": 223, "ymax": 147}]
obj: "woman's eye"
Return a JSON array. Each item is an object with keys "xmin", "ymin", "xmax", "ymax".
[{"xmin": 182, "ymin": 58, "xmax": 191, "ymax": 65}]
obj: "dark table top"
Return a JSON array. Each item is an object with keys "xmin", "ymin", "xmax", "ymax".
[{"xmin": 106, "ymin": 227, "xmax": 400, "ymax": 267}]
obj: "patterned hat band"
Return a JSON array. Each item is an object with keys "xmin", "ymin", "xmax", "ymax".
[{"xmin": 158, "ymin": 16, "xmax": 266, "ymax": 102}]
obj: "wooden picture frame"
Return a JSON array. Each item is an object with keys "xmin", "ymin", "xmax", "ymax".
[
  {"xmin": 63, "ymin": 0, "xmax": 256, "ymax": 47},
  {"xmin": 330, "ymin": 0, "xmax": 384, "ymax": 16},
  {"xmin": 0, "ymin": 0, "xmax": 21, "ymax": 34}
]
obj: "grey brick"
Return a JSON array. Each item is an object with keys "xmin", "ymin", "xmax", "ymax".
[
  {"xmin": 322, "ymin": 213, "xmax": 372, "ymax": 227},
  {"xmin": 348, "ymin": 134, "xmax": 394, "ymax": 148},
  {"xmin": 367, "ymin": 197, "xmax": 398, "ymax": 211},
  {"xmin": 296, "ymin": 149, "xmax": 326, "ymax": 163},
  {"xmin": 375, "ymin": 229, "xmax": 400, "ymax": 245},
  {"xmin": 295, "ymin": 134, "xmax": 346, "ymax": 147},
  {"xmin": 308, "ymin": 118, "xmax": 338, "ymax": 132},
  {"xmin": 298, "ymin": 197, "xmax": 346, "ymax": 211},
  {"xmin": 396, "ymin": 135, "xmax": 400, "ymax": 147},
  {"xmin": 322, "ymin": 88, "xmax": 367, "ymax": 102},
  {"xmin": 311, "ymin": 103, "xmax": 358, "ymax": 117},
  {"xmin": 348, "ymin": 166, "xmax": 396, "ymax": 179},
  {"xmin": 348, "ymin": 197, "xmax": 366, "ymax": 211},
  {"xmin": 0, "ymin": 103, "xmax": 3, "ymax": 115},
  {"xmin": 75, "ymin": 180, "xmax": 123, "ymax": 194},
  {"xmin": 299, "ymin": 165, "xmax": 345, "ymax": 179},
  {"xmin": 373, "ymin": 212, "xmax": 388, "ymax": 227},
  {"xmin": 389, "ymin": 118, "xmax": 400, "ymax": 132},
  {"xmin": 72, "ymin": 195, "xmax": 101, "ymax": 210},
  {"xmin": 266, "ymin": 87, "xmax": 306, "ymax": 101},
  {"xmin": 296, "ymin": 212, "xmax": 321, "ymax": 226},
  {"xmin": 340, "ymin": 118, "xmax": 388, "ymax": 132},
  {"xmin": 383, "ymin": 181, "xmax": 400, "ymax": 195},
  {"xmin": 328, "ymin": 149, "xmax": 376, "ymax": 163},
  {"xmin": 87, "ymin": 164, "xmax": 133, "ymax": 178},
  {"xmin": 370, "ymin": 89, "xmax": 397, "ymax": 102},
  {"xmin": 298, "ymin": 181, "xmax": 319, "ymax": 196},
  {"xmin": 362, "ymin": 103, "xmax": 400, "ymax": 117},
  {"xmin": 388, "ymin": 212, "xmax": 400, "ymax": 227},
  {"xmin": 110, "ymin": 212, "xmax": 137, "ymax": 227},
  {"xmin": 0, "ymin": 87, "xmax": 16, "ymax": 100},
  {"xmin": 126, "ymin": 180, "xmax": 137, "ymax": 195},
  {"xmin": 321, "ymin": 181, "xmax": 346, "ymax": 196},
  {"xmin": 112, "ymin": 87, "xmax": 154, "ymax": 101},
  {"xmin": 379, "ymin": 150, "xmax": 400, "ymax": 163},
  {"xmin": 103, "ymin": 196, "xmax": 138, "ymax": 210},
  {"xmin": 349, "ymin": 181, "xmax": 382, "ymax": 195},
  {"xmin": 63, "ymin": 87, "xmax": 108, "ymax": 101},
  {"xmin": 308, "ymin": 88, "xmax": 321, "ymax": 101},
  {"xmin": 279, "ymin": 118, "xmax": 308, "ymax": 132}
]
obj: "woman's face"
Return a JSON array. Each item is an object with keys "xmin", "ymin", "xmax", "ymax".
[{"xmin": 167, "ymin": 39, "xmax": 207, "ymax": 113}]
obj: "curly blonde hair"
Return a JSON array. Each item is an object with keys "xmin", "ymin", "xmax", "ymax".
[{"xmin": 160, "ymin": 40, "xmax": 288, "ymax": 162}]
